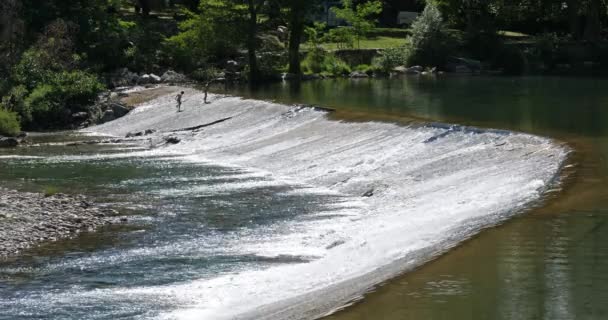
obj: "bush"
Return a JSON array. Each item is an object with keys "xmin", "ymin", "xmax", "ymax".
[
  {"xmin": 22, "ymin": 71, "xmax": 104, "ymax": 128},
  {"xmin": 1, "ymin": 86, "xmax": 30, "ymax": 122},
  {"xmin": 326, "ymin": 27, "xmax": 356, "ymax": 49},
  {"xmin": 405, "ymin": 3, "xmax": 454, "ymax": 67},
  {"xmin": 0, "ymin": 109, "xmax": 21, "ymax": 137},
  {"xmin": 302, "ymin": 48, "xmax": 351, "ymax": 76},
  {"xmin": 372, "ymin": 46, "xmax": 410, "ymax": 72}
]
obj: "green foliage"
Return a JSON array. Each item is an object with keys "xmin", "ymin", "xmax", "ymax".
[
  {"xmin": 404, "ymin": 3, "xmax": 454, "ymax": 67},
  {"xmin": 1, "ymin": 86, "xmax": 30, "ymax": 123},
  {"xmin": 21, "ymin": 71, "xmax": 104, "ymax": 128},
  {"xmin": 43, "ymin": 186, "xmax": 60, "ymax": 197},
  {"xmin": 0, "ymin": 109, "xmax": 21, "ymax": 137},
  {"xmin": 302, "ymin": 48, "xmax": 350, "ymax": 76},
  {"xmin": 305, "ymin": 22, "xmax": 328, "ymax": 48},
  {"xmin": 354, "ymin": 64, "xmax": 374, "ymax": 75},
  {"xmin": 372, "ymin": 46, "xmax": 410, "ymax": 72},
  {"xmin": 332, "ymin": 0, "xmax": 383, "ymax": 49},
  {"xmin": 165, "ymin": 1, "xmax": 246, "ymax": 70},
  {"xmin": 326, "ymin": 28, "xmax": 356, "ymax": 49}
]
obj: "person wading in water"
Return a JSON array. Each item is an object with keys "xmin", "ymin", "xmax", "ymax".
[{"xmin": 175, "ymin": 91, "xmax": 184, "ymax": 112}]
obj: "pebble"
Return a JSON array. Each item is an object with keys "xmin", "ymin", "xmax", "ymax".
[{"xmin": 0, "ymin": 188, "xmax": 123, "ymax": 258}]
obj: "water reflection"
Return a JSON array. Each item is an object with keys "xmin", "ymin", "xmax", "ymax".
[
  {"xmin": 227, "ymin": 76, "xmax": 608, "ymax": 320},
  {"xmin": 230, "ymin": 76, "xmax": 608, "ymax": 137}
]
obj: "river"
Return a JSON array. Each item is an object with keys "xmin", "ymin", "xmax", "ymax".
[
  {"xmin": 0, "ymin": 76, "xmax": 605, "ymax": 319},
  {"xmin": 231, "ymin": 76, "xmax": 608, "ymax": 320}
]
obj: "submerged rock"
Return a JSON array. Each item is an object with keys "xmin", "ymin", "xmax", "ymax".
[
  {"xmin": 165, "ymin": 136, "xmax": 181, "ymax": 144},
  {"xmin": 0, "ymin": 137, "xmax": 19, "ymax": 148}
]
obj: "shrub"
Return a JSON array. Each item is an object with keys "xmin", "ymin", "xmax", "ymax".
[
  {"xmin": 43, "ymin": 186, "xmax": 60, "ymax": 197},
  {"xmin": 404, "ymin": 3, "xmax": 455, "ymax": 68},
  {"xmin": 0, "ymin": 109, "xmax": 21, "ymax": 137},
  {"xmin": 1, "ymin": 85, "xmax": 30, "ymax": 122},
  {"xmin": 302, "ymin": 48, "xmax": 351, "ymax": 76},
  {"xmin": 326, "ymin": 27, "xmax": 356, "ymax": 49},
  {"xmin": 23, "ymin": 71, "xmax": 104, "ymax": 128},
  {"xmin": 373, "ymin": 46, "xmax": 410, "ymax": 71}
]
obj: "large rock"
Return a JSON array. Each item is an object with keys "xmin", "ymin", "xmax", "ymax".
[
  {"xmin": 393, "ymin": 65, "xmax": 422, "ymax": 75},
  {"xmin": 101, "ymin": 110, "xmax": 116, "ymax": 123},
  {"xmin": 72, "ymin": 112, "xmax": 89, "ymax": 121},
  {"xmin": 110, "ymin": 103, "xmax": 130, "ymax": 118},
  {"xmin": 446, "ymin": 57, "xmax": 481, "ymax": 73},
  {"xmin": 160, "ymin": 70, "xmax": 187, "ymax": 83},
  {"xmin": 138, "ymin": 74, "xmax": 152, "ymax": 84},
  {"xmin": 0, "ymin": 137, "xmax": 19, "ymax": 148},
  {"xmin": 225, "ymin": 60, "xmax": 240, "ymax": 73},
  {"xmin": 349, "ymin": 71, "xmax": 369, "ymax": 78},
  {"xmin": 110, "ymin": 68, "xmax": 139, "ymax": 87},
  {"xmin": 150, "ymin": 73, "xmax": 162, "ymax": 83}
]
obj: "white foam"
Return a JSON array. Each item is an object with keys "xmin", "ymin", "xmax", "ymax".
[{"xmin": 78, "ymin": 91, "xmax": 568, "ymax": 319}]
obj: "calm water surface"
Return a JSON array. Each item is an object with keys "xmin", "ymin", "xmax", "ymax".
[{"xmin": 229, "ymin": 76, "xmax": 608, "ymax": 320}]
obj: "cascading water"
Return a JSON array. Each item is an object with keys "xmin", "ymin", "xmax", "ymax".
[{"xmin": 0, "ymin": 88, "xmax": 568, "ymax": 319}]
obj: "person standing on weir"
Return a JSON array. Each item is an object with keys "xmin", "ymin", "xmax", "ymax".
[{"xmin": 175, "ymin": 91, "xmax": 184, "ymax": 112}]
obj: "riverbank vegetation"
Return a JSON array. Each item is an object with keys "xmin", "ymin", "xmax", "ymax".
[{"xmin": 2, "ymin": 0, "xmax": 608, "ymax": 132}]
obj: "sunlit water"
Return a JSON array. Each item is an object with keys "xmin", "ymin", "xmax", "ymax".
[
  {"xmin": 0, "ymin": 76, "xmax": 602, "ymax": 319},
  {"xmin": 229, "ymin": 76, "xmax": 608, "ymax": 320}
]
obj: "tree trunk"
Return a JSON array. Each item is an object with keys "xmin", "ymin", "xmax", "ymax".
[
  {"xmin": 288, "ymin": 0, "xmax": 306, "ymax": 75},
  {"xmin": 584, "ymin": 0, "xmax": 601, "ymax": 42},
  {"xmin": 566, "ymin": 0, "xmax": 580, "ymax": 39},
  {"xmin": 247, "ymin": 0, "xmax": 260, "ymax": 84}
]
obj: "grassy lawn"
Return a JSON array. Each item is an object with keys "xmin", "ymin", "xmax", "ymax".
[{"xmin": 303, "ymin": 36, "xmax": 408, "ymax": 51}]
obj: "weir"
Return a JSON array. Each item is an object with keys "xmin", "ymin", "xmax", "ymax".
[
  {"xmin": 89, "ymin": 88, "xmax": 568, "ymax": 319},
  {"xmin": 0, "ymin": 88, "xmax": 568, "ymax": 319}
]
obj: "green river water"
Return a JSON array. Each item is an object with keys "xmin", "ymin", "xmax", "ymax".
[
  {"xmin": 0, "ymin": 76, "xmax": 606, "ymax": 319},
  {"xmin": 230, "ymin": 76, "xmax": 608, "ymax": 320}
]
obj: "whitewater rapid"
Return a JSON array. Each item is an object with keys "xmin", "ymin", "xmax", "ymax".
[{"xmin": 85, "ymin": 87, "xmax": 567, "ymax": 319}]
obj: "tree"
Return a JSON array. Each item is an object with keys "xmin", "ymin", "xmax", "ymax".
[
  {"xmin": 287, "ymin": 0, "xmax": 310, "ymax": 75},
  {"xmin": 246, "ymin": 0, "xmax": 265, "ymax": 84},
  {"xmin": 0, "ymin": 0, "xmax": 24, "ymax": 75},
  {"xmin": 332, "ymin": 0, "xmax": 383, "ymax": 49}
]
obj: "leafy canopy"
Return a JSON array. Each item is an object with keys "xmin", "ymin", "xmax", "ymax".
[{"xmin": 332, "ymin": 0, "xmax": 383, "ymax": 49}]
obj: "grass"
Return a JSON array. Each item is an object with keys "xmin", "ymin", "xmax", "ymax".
[
  {"xmin": 43, "ymin": 186, "xmax": 60, "ymax": 197},
  {"xmin": 304, "ymin": 36, "xmax": 408, "ymax": 51},
  {"xmin": 498, "ymin": 30, "xmax": 532, "ymax": 38}
]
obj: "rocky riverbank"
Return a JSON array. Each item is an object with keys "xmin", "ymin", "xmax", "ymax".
[{"xmin": 0, "ymin": 188, "xmax": 122, "ymax": 258}]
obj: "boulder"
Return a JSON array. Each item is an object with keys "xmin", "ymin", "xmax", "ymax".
[
  {"xmin": 138, "ymin": 74, "xmax": 152, "ymax": 84},
  {"xmin": 408, "ymin": 65, "xmax": 424, "ymax": 72},
  {"xmin": 144, "ymin": 129, "xmax": 156, "ymax": 135},
  {"xmin": 71, "ymin": 112, "xmax": 89, "ymax": 120},
  {"xmin": 101, "ymin": 110, "xmax": 116, "ymax": 123},
  {"xmin": 392, "ymin": 66, "xmax": 408, "ymax": 74},
  {"xmin": 110, "ymin": 103, "xmax": 130, "ymax": 118},
  {"xmin": 225, "ymin": 60, "xmax": 240, "ymax": 73},
  {"xmin": 16, "ymin": 132, "xmax": 28, "ymax": 139},
  {"xmin": 165, "ymin": 136, "xmax": 181, "ymax": 144},
  {"xmin": 125, "ymin": 131, "xmax": 144, "ymax": 138},
  {"xmin": 110, "ymin": 68, "xmax": 139, "ymax": 87},
  {"xmin": 447, "ymin": 57, "xmax": 481, "ymax": 73},
  {"xmin": 349, "ymin": 71, "xmax": 369, "ymax": 78},
  {"xmin": 160, "ymin": 70, "xmax": 187, "ymax": 83},
  {"xmin": 452, "ymin": 65, "xmax": 473, "ymax": 74},
  {"xmin": 149, "ymin": 73, "xmax": 162, "ymax": 83},
  {"xmin": 0, "ymin": 137, "xmax": 19, "ymax": 148},
  {"xmin": 302, "ymin": 73, "xmax": 321, "ymax": 80}
]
